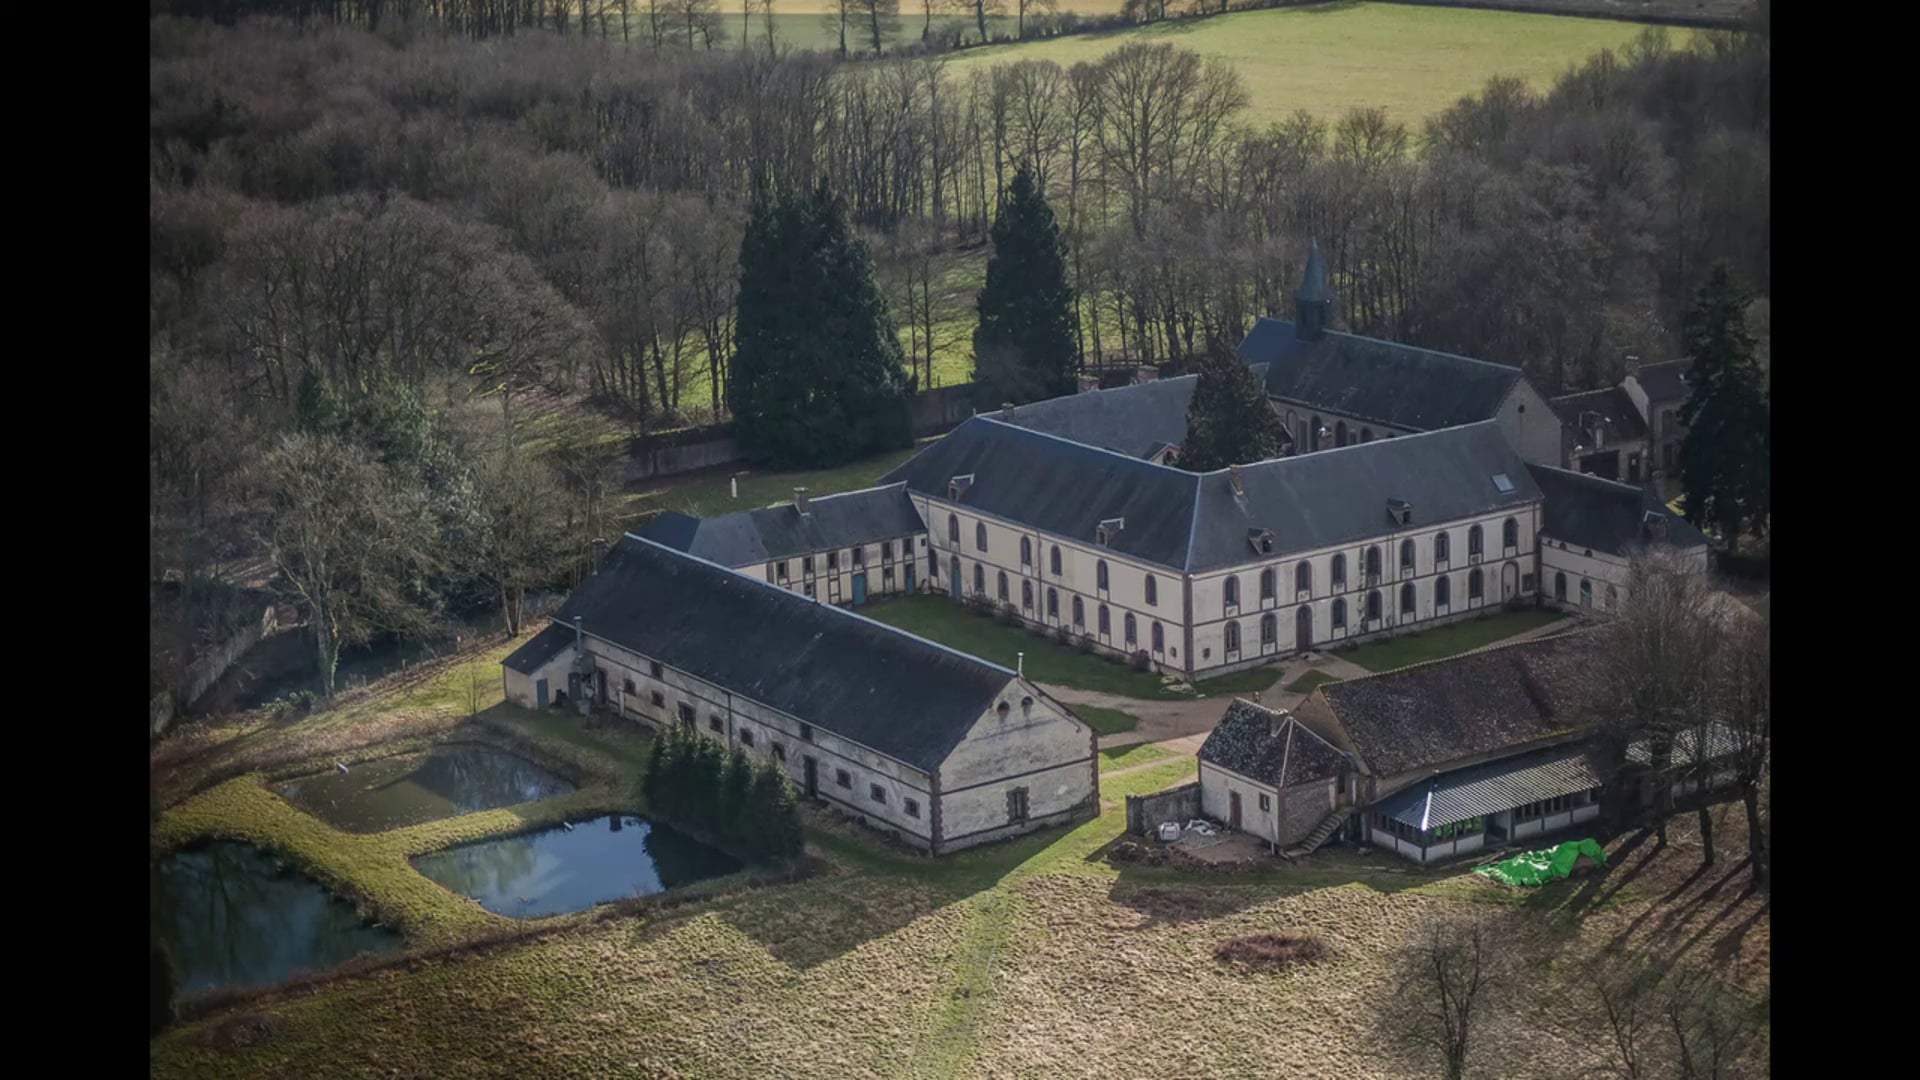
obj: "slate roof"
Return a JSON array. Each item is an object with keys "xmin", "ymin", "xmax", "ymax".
[
  {"xmin": 1626, "ymin": 724, "xmax": 1742, "ymax": 769},
  {"xmin": 1374, "ymin": 742, "xmax": 1604, "ymax": 829},
  {"xmin": 881, "ymin": 417, "xmax": 1203, "ymax": 571},
  {"xmin": 1315, "ymin": 630, "xmax": 1598, "ymax": 778},
  {"xmin": 1198, "ymin": 698, "xmax": 1350, "ymax": 788},
  {"xmin": 1629, "ymin": 359, "xmax": 1693, "ymax": 402},
  {"xmin": 882, "ymin": 417, "xmax": 1540, "ymax": 573},
  {"xmin": 1528, "ymin": 464, "xmax": 1708, "ymax": 557},
  {"xmin": 550, "ymin": 536, "xmax": 1017, "ymax": 771},
  {"xmin": 993, "ymin": 376, "xmax": 1202, "ymax": 459},
  {"xmin": 502, "ymin": 623, "xmax": 576, "ymax": 675},
  {"xmin": 1185, "ymin": 421, "xmax": 1542, "ymax": 572},
  {"xmin": 1237, "ymin": 317, "xmax": 1523, "ymax": 432},
  {"xmin": 1549, "ymin": 386, "xmax": 1649, "ymax": 445},
  {"xmin": 634, "ymin": 484, "xmax": 925, "ymax": 567}
]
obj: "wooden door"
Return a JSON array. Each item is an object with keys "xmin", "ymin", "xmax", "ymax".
[{"xmin": 1229, "ymin": 791, "xmax": 1242, "ymax": 830}]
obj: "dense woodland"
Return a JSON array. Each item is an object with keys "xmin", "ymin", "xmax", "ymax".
[{"xmin": 149, "ymin": 6, "xmax": 1768, "ymax": 694}]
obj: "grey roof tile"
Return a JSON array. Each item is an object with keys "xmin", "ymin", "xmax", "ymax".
[
  {"xmin": 1198, "ymin": 698, "xmax": 1349, "ymax": 787},
  {"xmin": 1238, "ymin": 317, "xmax": 1522, "ymax": 431},
  {"xmin": 993, "ymin": 376, "xmax": 1201, "ymax": 459},
  {"xmin": 1549, "ymin": 386, "xmax": 1650, "ymax": 445},
  {"xmin": 551, "ymin": 536, "xmax": 1015, "ymax": 771},
  {"xmin": 1528, "ymin": 464, "xmax": 1708, "ymax": 557},
  {"xmin": 1630, "ymin": 359, "xmax": 1693, "ymax": 402},
  {"xmin": 502, "ymin": 623, "xmax": 575, "ymax": 675},
  {"xmin": 635, "ymin": 484, "xmax": 925, "ymax": 567}
]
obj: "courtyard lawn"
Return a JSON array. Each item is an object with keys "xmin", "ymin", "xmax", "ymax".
[
  {"xmin": 860, "ymin": 595, "xmax": 1202, "ymax": 700},
  {"xmin": 1338, "ymin": 609, "xmax": 1568, "ymax": 673},
  {"xmin": 1098, "ymin": 742, "xmax": 1172, "ymax": 773},
  {"xmin": 949, "ymin": 3, "xmax": 1678, "ymax": 128},
  {"xmin": 1190, "ymin": 663, "xmax": 1286, "ymax": 696},
  {"xmin": 1072, "ymin": 704, "xmax": 1141, "ymax": 736},
  {"xmin": 1285, "ymin": 669, "xmax": 1340, "ymax": 695},
  {"xmin": 624, "ymin": 441, "xmax": 928, "ymax": 521}
]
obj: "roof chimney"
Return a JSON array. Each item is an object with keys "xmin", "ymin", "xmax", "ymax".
[
  {"xmin": 1229, "ymin": 463, "xmax": 1245, "ymax": 496},
  {"xmin": 793, "ymin": 487, "xmax": 810, "ymax": 516},
  {"xmin": 1017, "ymin": 651, "xmax": 1024, "ymax": 677},
  {"xmin": 572, "ymin": 615, "xmax": 584, "ymax": 655}
]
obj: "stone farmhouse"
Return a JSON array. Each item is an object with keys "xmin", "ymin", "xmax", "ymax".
[
  {"xmin": 638, "ymin": 482, "xmax": 926, "ymax": 607},
  {"xmin": 1548, "ymin": 357, "xmax": 1696, "ymax": 495},
  {"xmin": 1198, "ymin": 631, "xmax": 1608, "ymax": 865},
  {"xmin": 502, "ymin": 535, "xmax": 1099, "ymax": 854}
]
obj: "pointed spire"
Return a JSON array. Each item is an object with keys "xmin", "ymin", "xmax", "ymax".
[{"xmin": 1295, "ymin": 238, "xmax": 1331, "ymax": 304}]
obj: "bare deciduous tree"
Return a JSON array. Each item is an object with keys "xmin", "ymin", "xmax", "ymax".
[{"xmin": 1387, "ymin": 913, "xmax": 1511, "ymax": 1080}]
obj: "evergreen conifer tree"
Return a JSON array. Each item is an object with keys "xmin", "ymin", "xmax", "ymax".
[
  {"xmin": 718, "ymin": 748, "xmax": 755, "ymax": 847},
  {"xmin": 731, "ymin": 183, "xmax": 913, "ymax": 468},
  {"xmin": 1179, "ymin": 338, "xmax": 1288, "ymax": 472},
  {"xmin": 749, "ymin": 759, "xmax": 805, "ymax": 860},
  {"xmin": 973, "ymin": 169, "xmax": 1078, "ymax": 406},
  {"xmin": 1677, "ymin": 264, "xmax": 1771, "ymax": 552}
]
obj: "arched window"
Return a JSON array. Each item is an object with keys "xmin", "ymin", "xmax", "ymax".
[
  {"xmin": 951, "ymin": 556, "xmax": 961, "ymax": 594},
  {"xmin": 1125, "ymin": 613, "xmax": 1138, "ymax": 644},
  {"xmin": 1098, "ymin": 605, "xmax": 1111, "ymax": 635},
  {"xmin": 1072, "ymin": 596, "xmax": 1085, "ymax": 628},
  {"xmin": 997, "ymin": 571, "xmax": 1009, "ymax": 602},
  {"xmin": 1580, "ymin": 579, "xmax": 1593, "ymax": 607},
  {"xmin": 1366, "ymin": 590, "xmax": 1382, "ymax": 621},
  {"xmin": 1502, "ymin": 517, "xmax": 1519, "ymax": 550},
  {"xmin": 1260, "ymin": 568, "xmax": 1276, "ymax": 601},
  {"xmin": 1225, "ymin": 621, "xmax": 1241, "ymax": 653},
  {"xmin": 1469, "ymin": 568, "xmax": 1484, "ymax": 600},
  {"xmin": 1468, "ymin": 525, "xmax": 1484, "ymax": 558},
  {"xmin": 1361, "ymin": 427, "xmax": 1373, "ymax": 443},
  {"xmin": 1224, "ymin": 576, "xmax": 1240, "ymax": 607},
  {"xmin": 976, "ymin": 522, "xmax": 989, "ymax": 552},
  {"xmin": 1296, "ymin": 561, "xmax": 1313, "ymax": 594},
  {"xmin": 948, "ymin": 514, "xmax": 959, "ymax": 543},
  {"xmin": 1022, "ymin": 580, "xmax": 1034, "ymax": 610},
  {"xmin": 1436, "ymin": 575, "xmax": 1451, "ymax": 607},
  {"xmin": 1310, "ymin": 415, "xmax": 1323, "ymax": 452},
  {"xmin": 1332, "ymin": 598, "xmax": 1347, "ymax": 629},
  {"xmin": 1332, "ymin": 554, "xmax": 1347, "ymax": 589},
  {"xmin": 1097, "ymin": 560, "xmax": 1109, "ymax": 591},
  {"xmin": 1364, "ymin": 545, "xmax": 1381, "ymax": 581},
  {"xmin": 1400, "ymin": 539, "xmax": 1415, "ymax": 572},
  {"xmin": 1554, "ymin": 572, "xmax": 1567, "ymax": 602},
  {"xmin": 1606, "ymin": 584, "xmax": 1618, "ymax": 610},
  {"xmin": 1020, "ymin": 537, "xmax": 1033, "ymax": 567},
  {"xmin": 1260, "ymin": 612, "xmax": 1276, "ymax": 645},
  {"xmin": 1435, "ymin": 531, "xmax": 1451, "ymax": 563},
  {"xmin": 1151, "ymin": 621, "xmax": 1165, "ymax": 652},
  {"xmin": 1145, "ymin": 575, "xmax": 1158, "ymax": 606},
  {"xmin": 1050, "ymin": 546, "xmax": 1062, "ymax": 575},
  {"xmin": 1047, "ymin": 588, "xmax": 1059, "ymax": 618},
  {"xmin": 974, "ymin": 564, "xmax": 985, "ymax": 594},
  {"xmin": 1335, "ymin": 420, "xmax": 1348, "ymax": 446},
  {"xmin": 1400, "ymin": 582, "xmax": 1416, "ymax": 617}
]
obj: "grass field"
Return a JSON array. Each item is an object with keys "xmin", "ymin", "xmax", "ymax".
[
  {"xmin": 1098, "ymin": 741, "xmax": 1171, "ymax": 772},
  {"xmin": 1071, "ymin": 703, "xmax": 1141, "ymax": 735},
  {"xmin": 151, "ymin": 621, "xmax": 1767, "ymax": 1079},
  {"xmin": 624, "ymin": 441, "xmax": 928, "ymax": 521},
  {"xmin": 951, "ymin": 3, "xmax": 1679, "ymax": 127},
  {"xmin": 860, "ymin": 594, "xmax": 1203, "ymax": 699},
  {"xmin": 1338, "ymin": 608, "xmax": 1567, "ymax": 672}
]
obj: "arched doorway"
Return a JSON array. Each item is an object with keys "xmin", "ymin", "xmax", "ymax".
[
  {"xmin": 1295, "ymin": 606, "xmax": 1314, "ymax": 652},
  {"xmin": 1554, "ymin": 572, "xmax": 1567, "ymax": 602},
  {"xmin": 1501, "ymin": 562, "xmax": 1519, "ymax": 601}
]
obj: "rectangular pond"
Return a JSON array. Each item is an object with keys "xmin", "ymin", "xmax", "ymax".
[
  {"xmin": 410, "ymin": 814, "xmax": 741, "ymax": 919},
  {"xmin": 276, "ymin": 742, "xmax": 576, "ymax": 834},
  {"xmin": 152, "ymin": 841, "xmax": 401, "ymax": 997}
]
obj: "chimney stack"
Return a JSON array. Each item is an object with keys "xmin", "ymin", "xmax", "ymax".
[
  {"xmin": 1229, "ymin": 463, "xmax": 1245, "ymax": 496},
  {"xmin": 793, "ymin": 487, "xmax": 810, "ymax": 516},
  {"xmin": 1017, "ymin": 651, "xmax": 1025, "ymax": 677},
  {"xmin": 573, "ymin": 615, "xmax": 584, "ymax": 656}
]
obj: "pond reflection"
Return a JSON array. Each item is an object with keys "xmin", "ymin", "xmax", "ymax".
[
  {"xmin": 277, "ymin": 743, "xmax": 575, "ymax": 834},
  {"xmin": 411, "ymin": 814, "xmax": 740, "ymax": 919},
  {"xmin": 152, "ymin": 842, "xmax": 400, "ymax": 997}
]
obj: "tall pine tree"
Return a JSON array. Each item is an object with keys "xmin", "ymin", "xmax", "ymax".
[
  {"xmin": 1676, "ymin": 264, "xmax": 1770, "ymax": 552},
  {"xmin": 1180, "ymin": 339, "xmax": 1288, "ymax": 472},
  {"xmin": 973, "ymin": 169, "xmax": 1077, "ymax": 406},
  {"xmin": 732, "ymin": 183, "xmax": 913, "ymax": 469}
]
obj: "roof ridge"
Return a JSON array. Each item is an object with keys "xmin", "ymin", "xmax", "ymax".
[
  {"xmin": 1527, "ymin": 461, "xmax": 1652, "ymax": 497},
  {"xmin": 620, "ymin": 533, "xmax": 1017, "ymax": 679},
  {"xmin": 974, "ymin": 414, "xmax": 1194, "ymax": 476},
  {"xmin": 1206, "ymin": 419, "xmax": 1507, "ymax": 477},
  {"xmin": 1322, "ymin": 329, "xmax": 1524, "ymax": 376}
]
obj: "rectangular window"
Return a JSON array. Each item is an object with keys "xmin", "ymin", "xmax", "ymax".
[
  {"xmin": 772, "ymin": 743, "xmax": 786, "ymax": 762},
  {"xmin": 739, "ymin": 729, "xmax": 755, "ymax": 748},
  {"xmin": 1522, "ymin": 574, "xmax": 1536, "ymax": 592},
  {"xmin": 800, "ymin": 722, "xmax": 814, "ymax": 743},
  {"xmin": 904, "ymin": 798, "xmax": 920, "ymax": 818},
  {"xmin": 827, "ymin": 551, "xmax": 838, "ymax": 570},
  {"xmin": 804, "ymin": 582, "xmax": 816, "ymax": 599},
  {"xmin": 623, "ymin": 677, "xmax": 636, "ymax": 696},
  {"xmin": 883, "ymin": 566, "xmax": 895, "ymax": 583},
  {"xmin": 882, "ymin": 541, "xmax": 893, "ymax": 559},
  {"xmin": 708, "ymin": 714, "xmax": 724, "ymax": 734},
  {"xmin": 836, "ymin": 769, "xmax": 852, "ymax": 789},
  {"xmin": 803, "ymin": 556, "xmax": 814, "ymax": 575},
  {"xmin": 870, "ymin": 784, "xmax": 886, "ymax": 804},
  {"xmin": 777, "ymin": 561, "xmax": 790, "ymax": 580},
  {"xmin": 1007, "ymin": 786, "xmax": 1030, "ymax": 825},
  {"xmin": 677, "ymin": 702, "xmax": 694, "ymax": 724},
  {"xmin": 652, "ymin": 691, "xmax": 666, "ymax": 709},
  {"xmin": 1258, "ymin": 793, "xmax": 1271, "ymax": 812},
  {"xmin": 852, "ymin": 546, "xmax": 864, "ymax": 567},
  {"xmin": 649, "ymin": 660, "xmax": 663, "ymax": 679}
]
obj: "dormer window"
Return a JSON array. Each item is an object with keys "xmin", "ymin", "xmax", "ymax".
[
  {"xmin": 1387, "ymin": 498, "xmax": 1413, "ymax": 527},
  {"xmin": 1644, "ymin": 511, "xmax": 1670, "ymax": 542},
  {"xmin": 1247, "ymin": 528, "xmax": 1276, "ymax": 555},
  {"xmin": 948, "ymin": 474, "xmax": 975, "ymax": 501},
  {"xmin": 1096, "ymin": 517, "xmax": 1125, "ymax": 547}
]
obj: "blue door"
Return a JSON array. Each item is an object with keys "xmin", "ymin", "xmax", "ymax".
[
  {"xmin": 852, "ymin": 572, "xmax": 868, "ymax": 606},
  {"xmin": 535, "ymin": 678, "xmax": 549, "ymax": 708}
]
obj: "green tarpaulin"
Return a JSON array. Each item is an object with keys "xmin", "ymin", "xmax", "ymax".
[{"xmin": 1474, "ymin": 839, "xmax": 1608, "ymax": 887}]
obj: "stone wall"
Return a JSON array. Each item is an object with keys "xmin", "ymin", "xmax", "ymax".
[{"xmin": 1125, "ymin": 781, "xmax": 1201, "ymax": 837}]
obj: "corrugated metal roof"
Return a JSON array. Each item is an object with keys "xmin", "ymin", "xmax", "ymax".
[
  {"xmin": 1374, "ymin": 743, "xmax": 1602, "ymax": 830},
  {"xmin": 1626, "ymin": 724, "xmax": 1741, "ymax": 769}
]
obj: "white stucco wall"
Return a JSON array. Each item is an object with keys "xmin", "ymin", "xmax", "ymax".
[
  {"xmin": 1497, "ymin": 379, "xmax": 1564, "ymax": 467},
  {"xmin": 936, "ymin": 677, "xmax": 1098, "ymax": 851},
  {"xmin": 753, "ymin": 532, "xmax": 924, "ymax": 606},
  {"xmin": 1197, "ymin": 762, "xmax": 1281, "ymax": 845},
  {"xmin": 502, "ymin": 648, "xmax": 575, "ymax": 709}
]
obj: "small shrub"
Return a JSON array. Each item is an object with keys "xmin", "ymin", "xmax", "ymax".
[
  {"xmin": 995, "ymin": 602, "xmax": 1021, "ymax": 627},
  {"xmin": 1214, "ymin": 932, "xmax": 1328, "ymax": 971}
]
